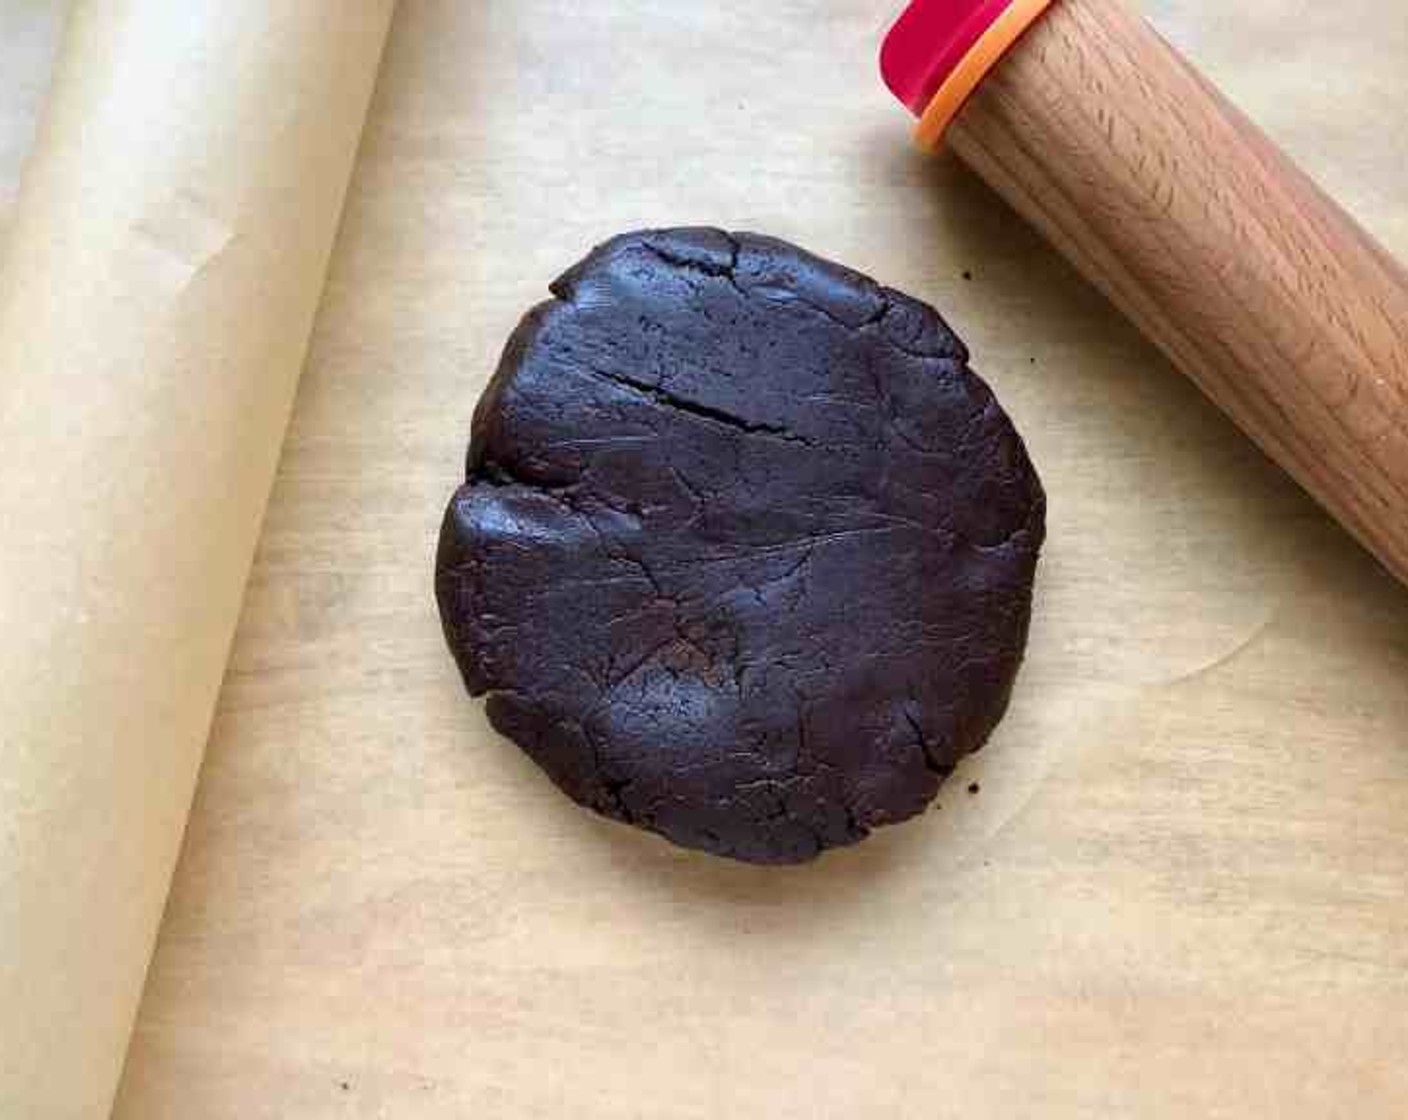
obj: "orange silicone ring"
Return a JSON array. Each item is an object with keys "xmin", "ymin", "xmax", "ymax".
[{"xmin": 914, "ymin": 0, "xmax": 1055, "ymax": 150}]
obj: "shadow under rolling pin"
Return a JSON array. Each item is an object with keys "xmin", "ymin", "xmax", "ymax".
[{"xmin": 882, "ymin": 0, "xmax": 1408, "ymax": 587}]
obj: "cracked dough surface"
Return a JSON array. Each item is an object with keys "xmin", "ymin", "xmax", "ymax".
[{"xmin": 435, "ymin": 228, "xmax": 1045, "ymax": 864}]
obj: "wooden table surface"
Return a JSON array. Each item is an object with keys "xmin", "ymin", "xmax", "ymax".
[{"xmin": 9, "ymin": 2, "xmax": 1408, "ymax": 1116}]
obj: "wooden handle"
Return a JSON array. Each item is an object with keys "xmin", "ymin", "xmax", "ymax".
[{"xmin": 949, "ymin": 0, "xmax": 1408, "ymax": 585}]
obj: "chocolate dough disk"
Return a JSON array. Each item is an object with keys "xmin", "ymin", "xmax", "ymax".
[{"xmin": 436, "ymin": 229, "xmax": 1045, "ymax": 864}]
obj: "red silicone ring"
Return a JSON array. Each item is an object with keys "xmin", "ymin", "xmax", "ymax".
[{"xmin": 880, "ymin": 0, "xmax": 1015, "ymax": 117}]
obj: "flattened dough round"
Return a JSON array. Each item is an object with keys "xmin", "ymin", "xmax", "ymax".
[{"xmin": 436, "ymin": 229, "xmax": 1045, "ymax": 864}]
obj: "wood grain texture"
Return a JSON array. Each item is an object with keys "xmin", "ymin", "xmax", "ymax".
[
  {"xmin": 951, "ymin": 0, "xmax": 1408, "ymax": 585},
  {"xmin": 0, "ymin": 1, "xmax": 1402, "ymax": 1116}
]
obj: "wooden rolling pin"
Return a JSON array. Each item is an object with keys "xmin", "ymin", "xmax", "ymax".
[{"xmin": 882, "ymin": 0, "xmax": 1408, "ymax": 585}]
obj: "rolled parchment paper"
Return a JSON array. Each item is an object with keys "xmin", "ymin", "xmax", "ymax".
[{"xmin": 0, "ymin": 2, "xmax": 395, "ymax": 1115}]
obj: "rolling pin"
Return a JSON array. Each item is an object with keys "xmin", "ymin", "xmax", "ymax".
[{"xmin": 882, "ymin": 0, "xmax": 1408, "ymax": 586}]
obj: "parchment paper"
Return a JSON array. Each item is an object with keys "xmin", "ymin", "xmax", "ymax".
[
  {"xmin": 0, "ymin": 2, "xmax": 64, "ymax": 247},
  {"xmin": 5, "ymin": 1, "xmax": 1408, "ymax": 1117},
  {"xmin": 0, "ymin": 3, "xmax": 393, "ymax": 1116}
]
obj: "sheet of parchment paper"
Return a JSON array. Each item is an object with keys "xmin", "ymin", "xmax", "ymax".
[
  {"xmin": 0, "ymin": 3, "xmax": 393, "ymax": 1116},
  {"xmin": 0, "ymin": 3, "xmax": 64, "ymax": 246},
  {"xmin": 6, "ymin": 0, "xmax": 1406, "ymax": 1116}
]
